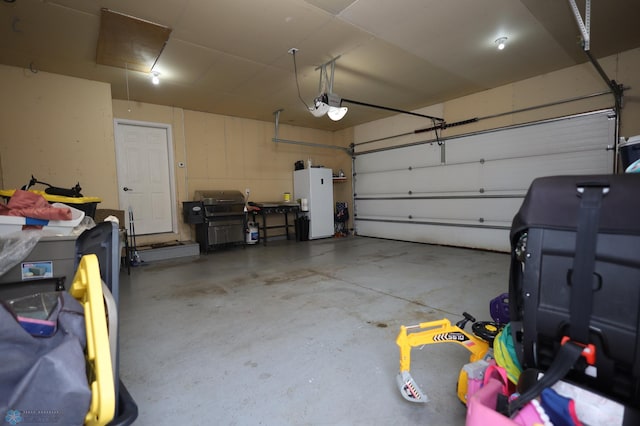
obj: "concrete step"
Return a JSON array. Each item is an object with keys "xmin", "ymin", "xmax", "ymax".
[{"xmin": 135, "ymin": 241, "xmax": 199, "ymax": 263}]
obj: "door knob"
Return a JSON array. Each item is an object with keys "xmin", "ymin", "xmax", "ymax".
[{"xmin": 123, "ymin": 187, "xmax": 133, "ymax": 191}]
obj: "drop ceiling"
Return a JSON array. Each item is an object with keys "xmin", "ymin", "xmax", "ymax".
[{"xmin": 1, "ymin": 0, "xmax": 639, "ymax": 131}]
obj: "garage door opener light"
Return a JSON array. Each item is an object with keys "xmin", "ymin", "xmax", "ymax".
[
  {"xmin": 151, "ymin": 71, "xmax": 160, "ymax": 85},
  {"xmin": 309, "ymin": 58, "xmax": 348, "ymax": 121}
]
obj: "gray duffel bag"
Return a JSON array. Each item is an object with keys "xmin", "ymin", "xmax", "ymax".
[{"xmin": 0, "ymin": 291, "xmax": 91, "ymax": 426}]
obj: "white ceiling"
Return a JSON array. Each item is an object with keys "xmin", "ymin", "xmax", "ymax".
[{"xmin": 1, "ymin": 0, "xmax": 639, "ymax": 131}]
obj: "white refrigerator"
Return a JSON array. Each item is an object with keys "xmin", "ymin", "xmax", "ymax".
[{"xmin": 294, "ymin": 167, "xmax": 334, "ymax": 239}]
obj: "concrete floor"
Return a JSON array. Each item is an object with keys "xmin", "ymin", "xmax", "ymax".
[{"xmin": 117, "ymin": 236, "xmax": 510, "ymax": 425}]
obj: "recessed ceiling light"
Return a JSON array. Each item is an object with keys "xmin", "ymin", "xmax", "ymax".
[{"xmin": 495, "ymin": 37, "xmax": 508, "ymax": 51}]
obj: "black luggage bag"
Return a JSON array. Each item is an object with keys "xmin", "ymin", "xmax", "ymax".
[{"xmin": 508, "ymin": 174, "xmax": 640, "ymax": 411}]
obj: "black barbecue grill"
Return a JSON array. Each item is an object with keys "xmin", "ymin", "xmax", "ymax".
[{"xmin": 183, "ymin": 190, "xmax": 246, "ymax": 252}]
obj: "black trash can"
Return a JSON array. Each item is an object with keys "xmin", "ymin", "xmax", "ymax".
[{"xmin": 295, "ymin": 216, "xmax": 310, "ymax": 241}]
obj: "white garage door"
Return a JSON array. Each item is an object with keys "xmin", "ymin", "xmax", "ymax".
[{"xmin": 353, "ymin": 109, "xmax": 616, "ymax": 252}]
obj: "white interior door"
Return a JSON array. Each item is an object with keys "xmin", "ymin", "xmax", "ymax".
[{"xmin": 114, "ymin": 120, "xmax": 175, "ymax": 235}]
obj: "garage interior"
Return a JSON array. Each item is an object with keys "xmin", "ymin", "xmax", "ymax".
[
  {"xmin": 1, "ymin": 0, "xmax": 640, "ymax": 425},
  {"xmin": 119, "ymin": 238, "xmax": 508, "ymax": 425}
]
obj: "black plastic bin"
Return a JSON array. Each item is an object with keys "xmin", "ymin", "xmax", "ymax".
[
  {"xmin": 76, "ymin": 222, "xmax": 138, "ymax": 425},
  {"xmin": 620, "ymin": 136, "xmax": 640, "ymax": 171},
  {"xmin": 295, "ymin": 216, "xmax": 310, "ymax": 241},
  {"xmin": 110, "ymin": 381, "xmax": 138, "ymax": 426}
]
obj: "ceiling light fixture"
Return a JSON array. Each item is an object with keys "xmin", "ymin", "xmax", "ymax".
[
  {"xmin": 495, "ymin": 37, "xmax": 508, "ymax": 51},
  {"xmin": 327, "ymin": 93, "xmax": 348, "ymax": 121},
  {"xmin": 151, "ymin": 71, "xmax": 160, "ymax": 85}
]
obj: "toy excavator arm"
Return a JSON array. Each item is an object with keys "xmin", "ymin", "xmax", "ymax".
[
  {"xmin": 395, "ymin": 318, "xmax": 490, "ymax": 403},
  {"xmin": 397, "ymin": 319, "xmax": 489, "ymax": 371}
]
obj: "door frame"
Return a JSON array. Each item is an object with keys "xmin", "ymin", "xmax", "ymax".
[{"xmin": 113, "ymin": 118, "xmax": 178, "ymax": 235}]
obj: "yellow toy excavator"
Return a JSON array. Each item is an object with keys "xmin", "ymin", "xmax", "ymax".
[{"xmin": 395, "ymin": 312, "xmax": 500, "ymax": 404}]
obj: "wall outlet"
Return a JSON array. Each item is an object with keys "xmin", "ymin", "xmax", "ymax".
[{"xmin": 245, "ymin": 188, "xmax": 250, "ymax": 195}]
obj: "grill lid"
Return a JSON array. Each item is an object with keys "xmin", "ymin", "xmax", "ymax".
[{"xmin": 193, "ymin": 190, "xmax": 245, "ymax": 205}]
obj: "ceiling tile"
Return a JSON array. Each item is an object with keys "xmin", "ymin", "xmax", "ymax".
[
  {"xmin": 2, "ymin": 0, "xmax": 639, "ymax": 131},
  {"xmin": 171, "ymin": 0, "xmax": 333, "ymax": 65},
  {"xmin": 153, "ymin": 39, "xmax": 223, "ymax": 85},
  {"xmin": 304, "ymin": 0, "xmax": 358, "ymax": 16}
]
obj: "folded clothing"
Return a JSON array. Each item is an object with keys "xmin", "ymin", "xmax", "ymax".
[{"xmin": 0, "ymin": 190, "xmax": 71, "ymax": 221}]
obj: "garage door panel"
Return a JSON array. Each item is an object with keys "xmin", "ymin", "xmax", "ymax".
[
  {"xmin": 357, "ymin": 164, "xmax": 482, "ymax": 195},
  {"xmin": 446, "ymin": 112, "xmax": 615, "ymax": 163},
  {"xmin": 355, "ymin": 220, "xmax": 510, "ymax": 252},
  {"xmin": 356, "ymin": 198, "xmax": 523, "ymax": 223},
  {"xmin": 355, "ymin": 144, "xmax": 441, "ymax": 173},
  {"xmin": 355, "ymin": 169, "xmax": 413, "ymax": 195},
  {"xmin": 358, "ymin": 147, "xmax": 611, "ymax": 197},
  {"xmin": 480, "ymin": 149, "xmax": 613, "ymax": 191},
  {"xmin": 353, "ymin": 109, "xmax": 616, "ymax": 252}
]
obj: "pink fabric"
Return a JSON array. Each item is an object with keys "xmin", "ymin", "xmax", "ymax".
[
  {"xmin": 466, "ymin": 378, "xmax": 517, "ymax": 426},
  {"xmin": 0, "ymin": 190, "xmax": 71, "ymax": 220},
  {"xmin": 466, "ymin": 377, "xmax": 545, "ymax": 426},
  {"xmin": 466, "ymin": 378, "xmax": 484, "ymax": 400},
  {"xmin": 466, "ymin": 365, "xmax": 532, "ymax": 426},
  {"xmin": 467, "ymin": 368, "xmax": 551, "ymax": 426},
  {"xmin": 483, "ymin": 364, "xmax": 512, "ymax": 394},
  {"xmin": 512, "ymin": 403, "xmax": 545, "ymax": 426}
]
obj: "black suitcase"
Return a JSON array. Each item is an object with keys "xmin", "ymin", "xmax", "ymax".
[{"xmin": 508, "ymin": 174, "xmax": 640, "ymax": 412}]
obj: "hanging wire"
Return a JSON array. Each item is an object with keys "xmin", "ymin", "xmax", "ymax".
[
  {"xmin": 290, "ymin": 50, "xmax": 311, "ymax": 110},
  {"xmin": 125, "ymin": 63, "xmax": 132, "ymax": 112}
]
